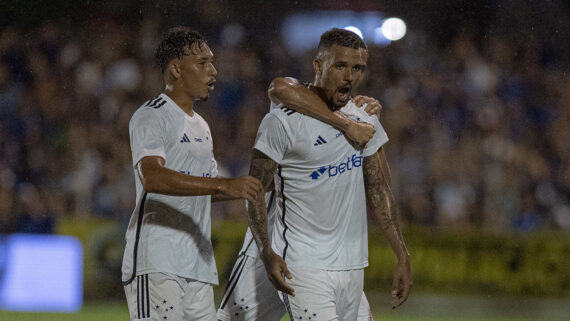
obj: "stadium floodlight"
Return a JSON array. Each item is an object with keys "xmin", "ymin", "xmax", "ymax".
[
  {"xmin": 381, "ymin": 17, "xmax": 407, "ymax": 41},
  {"xmin": 281, "ymin": 11, "xmax": 387, "ymax": 54},
  {"xmin": 344, "ymin": 26, "xmax": 364, "ymax": 40}
]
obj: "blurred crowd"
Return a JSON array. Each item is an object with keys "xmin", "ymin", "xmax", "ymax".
[{"xmin": 0, "ymin": 4, "xmax": 569, "ymax": 235}]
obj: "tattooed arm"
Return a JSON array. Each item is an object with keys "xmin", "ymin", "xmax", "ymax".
[
  {"xmin": 247, "ymin": 149, "xmax": 295, "ymax": 296},
  {"xmin": 363, "ymin": 147, "xmax": 412, "ymax": 309}
]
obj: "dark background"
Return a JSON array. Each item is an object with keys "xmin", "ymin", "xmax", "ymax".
[{"xmin": 0, "ymin": 0, "xmax": 569, "ymax": 305}]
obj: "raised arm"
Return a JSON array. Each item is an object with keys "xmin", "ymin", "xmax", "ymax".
[
  {"xmin": 246, "ymin": 149, "xmax": 295, "ymax": 296},
  {"xmin": 137, "ymin": 156, "xmax": 262, "ymax": 201},
  {"xmin": 363, "ymin": 148, "xmax": 412, "ymax": 309},
  {"xmin": 268, "ymin": 77, "xmax": 375, "ymax": 146}
]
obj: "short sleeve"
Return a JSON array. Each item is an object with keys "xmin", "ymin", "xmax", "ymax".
[
  {"xmin": 129, "ymin": 108, "xmax": 167, "ymax": 166},
  {"xmin": 362, "ymin": 114, "xmax": 389, "ymax": 157},
  {"xmin": 253, "ymin": 111, "xmax": 293, "ymax": 163}
]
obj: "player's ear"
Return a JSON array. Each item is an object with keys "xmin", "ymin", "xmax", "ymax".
[
  {"xmin": 313, "ymin": 59, "xmax": 322, "ymax": 75},
  {"xmin": 168, "ymin": 60, "xmax": 182, "ymax": 79}
]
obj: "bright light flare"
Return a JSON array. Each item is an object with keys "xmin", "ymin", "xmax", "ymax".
[
  {"xmin": 381, "ymin": 18, "xmax": 407, "ymax": 41},
  {"xmin": 344, "ymin": 26, "xmax": 364, "ymax": 40}
]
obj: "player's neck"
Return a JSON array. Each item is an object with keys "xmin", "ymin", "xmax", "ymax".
[
  {"xmin": 164, "ymin": 86, "xmax": 195, "ymax": 117},
  {"xmin": 308, "ymin": 83, "xmax": 338, "ymax": 112}
]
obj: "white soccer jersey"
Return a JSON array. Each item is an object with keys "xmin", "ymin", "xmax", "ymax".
[
  {"xmin": 254, "ymin": 100, "xmax": 388, "ymax": 270},
  {"xmin": 237, "ymin": 100, "xmax": 289, "ymax": 258},
  {"xmin": 121, "ymin": 93, "xmax": 219, "ymax": 286}
]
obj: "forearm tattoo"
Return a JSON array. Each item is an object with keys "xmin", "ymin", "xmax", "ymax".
[
  {"xmin": 247, "ymin": 149, "xmax": 279, "ymax": 253},
  {"xmin": 363, "ymin": 149, "xmax": 408, "ymax": 256}
]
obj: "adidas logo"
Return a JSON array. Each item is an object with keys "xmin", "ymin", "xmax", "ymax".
[
  {"xmin": 180, "ymin": 133, "xmax": 191, "ymax": 143},
  {"xmin": 314, "ymin": 135, "xmax": 327, "ymax": 146}
]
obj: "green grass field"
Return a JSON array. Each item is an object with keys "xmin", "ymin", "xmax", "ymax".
[{"xmin": 1, "ymin": 292, "xmax": 569, "ymax": 321}]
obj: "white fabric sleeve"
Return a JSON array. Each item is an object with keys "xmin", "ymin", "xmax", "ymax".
[
  {"xmin": 362, "ymin": 114, "xmax": 389, "ymax": 157},
  {"xmin": 129, "ymin": 108, "xmax": 167, "ymax": 166},
  {"xmin": 253, "ymin": 112, "xmax": 292, "ymax": 163}
]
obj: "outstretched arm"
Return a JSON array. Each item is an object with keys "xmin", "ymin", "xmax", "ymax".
[
  {"xmin": 211, "ymin": 176, "xmax": 275, "ymax": 202},
  {"xmin": 363, "ymin": 148, "xmax": 412, "ymax": 309},
  {"xmin": 137, "ymin": 156, "xmax": 262, "ymax": 201},
  {"xmin": 268, "ymin": 77, "xmax": 377, "ymax": 146},
  {"xmin": 246, "ymin": 149, "xmax": 295, "ymax": 296}
]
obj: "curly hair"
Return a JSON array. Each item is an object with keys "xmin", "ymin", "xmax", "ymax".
[
  {"xmin": 154, "ymin": 26, "xmax": 208, "ymax": 72},
  {"xmin": 316, "ymin": 28, "xmax": 367, "ymax": 59}
]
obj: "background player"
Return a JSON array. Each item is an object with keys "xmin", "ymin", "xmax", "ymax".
[
  {"xmin": 217, "ymin": 87, "xmax": 381, "ymax": 321},
  {"xmin": 121, "ymin": 27, "xmax": 262, "ymax": 321},
  {"xmin": 247, "ymin": 28, "xmax": 412, "ymax": 320}
]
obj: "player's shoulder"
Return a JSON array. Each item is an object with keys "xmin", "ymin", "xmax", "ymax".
[
  {"xmin": 140, "ymin": 94, "xmax": 169, "ymax": 110},
  {"xmin": 130, "ymin": 95, "xmax": 170, "ymax": 125},
  {"xmin": 266, "ymin": 105, "xmax": 304, "ymax": 129},
  {"xmin": 258, "ymin": 105, "xmax": 299, "ymax": 136},
  {"xmin": 266, "ymin": 104, "xmax": 300, "ymax": 119},
  {"xmin": 135, "ymin": 95, "xmax": 168, "ymax": 115},
  {"xmin": 278, "ymin": 105, "xmax": 299, "ymax": 117}
]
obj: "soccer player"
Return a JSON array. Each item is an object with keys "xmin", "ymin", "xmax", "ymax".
[
  {"xmin": 247, "ymin": 28, "xmax": 412, "ymax": 320},
  {"xmin": 121, "ymin": 27, "xmax": 263, "ymax": 321},
  {"xmin": 216, "ymin": 89, "xmax": 381, "ymax": 321}
]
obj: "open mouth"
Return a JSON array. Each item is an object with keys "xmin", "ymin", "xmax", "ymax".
[
  {"xmin": 338, "ymin": 86, "xmax": 350, "ymax": 95},
  {"xmin": 335, "ymin": 84, "xmax": 352, "ymax": 103},
  {"xmin": 207, "ymin": 80, "xmax": 216, "ymax": 91}
]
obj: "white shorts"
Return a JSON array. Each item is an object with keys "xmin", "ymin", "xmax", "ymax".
[
  {"xmin": 357, "ymin": 293, "xmax": 373, "ymax": 321},
  {"xmin": 282, "ymin": 267, "xmax": 365, "ymax": 321},
  {"xmin": 124, "ymin": 272, "xmax": 217, "ymax": 321},
  {"xmin": 217, "ymin": 256, "xmax": 373, "ymax": 321},
  {"xmin": 217, "ymin": 254, "xmax": 286, "ymax": 321}
]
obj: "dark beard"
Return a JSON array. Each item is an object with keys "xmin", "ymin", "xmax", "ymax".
[{"xmin": 330, "ymin": 101, "xmax": 344, "ymax": 111}]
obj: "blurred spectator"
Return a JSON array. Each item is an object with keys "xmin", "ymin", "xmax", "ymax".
[
  {"xmin": 15, "ymin": 183, "xmax": 55, "ymax": 234},
  {"xmin": 0, "ymin": 1, "xmax": 568, "ymax": 234}
]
